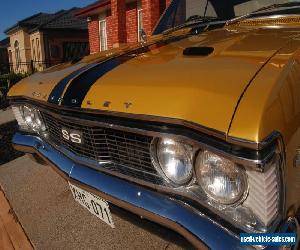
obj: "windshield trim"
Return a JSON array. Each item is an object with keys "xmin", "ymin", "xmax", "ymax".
[
  {"xmin": 226, "ymin": 13, "xmax": 300, "ymax": 27},
  {"xmin": 226, "ymin": 4, "xmax": 300, "ymax": 26},
  {"xmin": 161, "ymin": 19, "xmax": 226, "ymax": 36},
  {"xmin": 153, "ymin": 0, "xmax": 300, "ymax": 36}
]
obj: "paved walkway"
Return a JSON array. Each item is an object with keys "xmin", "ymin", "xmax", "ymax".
[
  {"xmin": 0, "ymin": 188, "xmax": 33, "ymax": 250},
  {"xmin": 0, "ymin": 108, "xmax": 15, "ymax": 125},
  {"xmin": 0, "ymin": 108, "xmax": 32, "ymax": 249},
  {"xmin": 0, "ymin": 156, "xmax": 187, "ymax": 250}
]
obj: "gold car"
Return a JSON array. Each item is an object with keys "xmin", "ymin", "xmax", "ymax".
[{"xmin": 8, "ymin": 0, "xmax": 300, "ymax": 249}]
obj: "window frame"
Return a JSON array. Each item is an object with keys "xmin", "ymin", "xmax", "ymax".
[
  {"xmin": 14, "ymin": 40, "xmax": 21, "ymax": 70},
  {"xmin": 99, "ymin": 17, "xmax": 108, "ymax": 52},
  {"xmin": 137, "ymin": 1, "xmax": 143, "ymax": 41},
  {"xmin": 36, "ymin": 38, "xmax": 41, "ymax": 62}
]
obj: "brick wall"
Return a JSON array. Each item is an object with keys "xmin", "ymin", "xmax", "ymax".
[
  {"xmin": 85, "ymin": 0, "xmax": 171, "ymax": 53},
  {"xmin": 111, "ymin": 0, "xmax": 127, "ymax": 47},
  {"xmin": 106, "ymin": 15, "xmax": 114, "ymax": 49},
  {"xmin": 88, "ymin": 16, "xmax": 100, "ymax": 54},
  {"xmin": 126, "ymin": 2, "xmax": 138, "ymax": 44},
  {"xmin": 142, "ymin": 0, "xmax": 160, "ymax": 36}
]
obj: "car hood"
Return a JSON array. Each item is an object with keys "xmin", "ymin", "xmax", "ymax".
[{"xmin": 8, "ymin": 27, "xmax": 293, "ymax": 135}]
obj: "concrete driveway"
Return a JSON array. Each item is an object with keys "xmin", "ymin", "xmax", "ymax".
[{"xmin": 0, "ymin": 108, "xmax": 190, "ymax": 250}]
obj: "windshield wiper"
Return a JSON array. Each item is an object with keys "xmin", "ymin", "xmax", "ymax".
[
  {"xmin": 185, "ymin": 15, "xmax": 220, "ymax": 24},
  {"xmin": 226, "ymin": 1, "xmax": 300, "ymax": 26},
  {"xmin": 163, "ymin": 16, "xmax": 222, "ymax": 35}
]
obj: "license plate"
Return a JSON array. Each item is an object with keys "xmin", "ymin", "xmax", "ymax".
[{"xmin": 69, "ymin": 183, "xmax": 115, "ymax": 228}]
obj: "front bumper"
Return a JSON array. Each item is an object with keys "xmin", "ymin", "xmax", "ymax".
[{"xmin": 12, "ymin": 133, "xmax": 299, "ymax": 250}]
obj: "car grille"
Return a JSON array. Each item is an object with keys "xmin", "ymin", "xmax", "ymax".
[{"xmin": 41, "ymin": 111, "xmax": 163, "ymax": 184}]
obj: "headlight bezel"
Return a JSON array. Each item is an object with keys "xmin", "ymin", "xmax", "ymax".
[
  {"xmin": 149, "ymin": 134, "xmax": 283, "ymax": 234},
  {"xmin": 195, "ymin": 150, "xmax": 249, "ymax": 206},
  {"xmin": 12, "ymin": 104, "xmax": 47, "ymax": 135},
  {"xmin": 150, "ymin": 137, "xmax": 197, "ymax": 187},
  {"xmin": 151, "ymin": 136, "xmax": 250, "ymax": 204}
]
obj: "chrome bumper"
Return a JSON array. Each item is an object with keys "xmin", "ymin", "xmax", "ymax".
[{"xmin": 12, "ymin": 133, "xmax": 299, "ymax": 250}]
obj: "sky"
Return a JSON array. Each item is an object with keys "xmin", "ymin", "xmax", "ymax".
[{"xmin": 0, "ymin": 0, "xmax": 96, "ymax": 40}]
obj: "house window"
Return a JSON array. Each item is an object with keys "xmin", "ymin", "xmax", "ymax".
[
  {"xmin": 50, "ymin": 45, "xmax": 60, "ymax": 58},
  {"xmin": 99, "ymin": 19, "xmax": 108, "ymax": 51},
  {"xmin": 137, "ymin": 2, "xmax": 143, "ymax": 41},
  {"xmin": 36, "ymin": 38, "xmax": 41, "ymax": 62},
  {"xmin": 63, "ymin": 42, "xmax": 89, "ymax": 62},
  {"xmin": 14, "ymin": 40, "xmax": 20, "ymax": 70},
  {"xmin": 32, "ymin": 39, "xmax": 36, "ymax": 61},
  {"xmin": 8, "ymin": 50, "xmax": 13, "ymax": 71}
]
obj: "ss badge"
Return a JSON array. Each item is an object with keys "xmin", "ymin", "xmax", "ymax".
[{"xmin": 61, "ymin": 128, "xmax": 83, "ymax": 144}]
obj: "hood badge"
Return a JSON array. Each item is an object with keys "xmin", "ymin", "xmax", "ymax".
[
  {"xmin": 124, "ymin": 102, "xmax": 132, "ymax": 109},
  {"xmin": 103, "ymin": 101, "xmax": 111, "ymax": 108},
  {"xmin": 100, "ymin": 101, "xmax": 133, "ymax": 109},
  {"xmin": 32, "ymin": 92, "xmax": 41, "ymax": 97},
  {"xmin": 32, "ymin": 92, "xmax": 47, "ymax": 99}
]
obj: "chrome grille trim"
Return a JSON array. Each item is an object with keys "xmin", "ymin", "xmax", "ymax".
[
  {"xmin": 9, "ymin": 97, "xmax": 282, "ymax": 171},
  {"xmin": 41, "ymin": 111, "xmax": 163, "ymax": 183},
  {"xmin": 244, "ymin": 166, "xmax": 280, "ymax": 226}
]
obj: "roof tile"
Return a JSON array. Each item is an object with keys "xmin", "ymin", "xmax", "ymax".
[{"xmin": 5, "ymin": 8, "xmax": 87, "ymax": 34}]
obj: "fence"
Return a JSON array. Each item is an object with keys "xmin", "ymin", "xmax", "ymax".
[{"xmin": 0, "ymin": 59, "xmax": 66, "ymax": 75}]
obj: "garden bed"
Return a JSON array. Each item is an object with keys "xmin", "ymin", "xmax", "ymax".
[{"xmin": 0, "ymin": 121, "xmax": 24, "ymax": 165}]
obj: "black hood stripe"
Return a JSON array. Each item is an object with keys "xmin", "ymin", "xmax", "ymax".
[
  {"xmin": 61, "ymin": 46, "xmax": 151, "ymax": 107},
  {"xmin": 49, "ymin": 32, "xmax": 194, "ymax": 107},
  {"xmin": 48, "ymin": 63, "xmax": 98, "ymax": 104},
  {"xmin": 46, "ymin": 23, "xmax": 219, "ymax": 107}
]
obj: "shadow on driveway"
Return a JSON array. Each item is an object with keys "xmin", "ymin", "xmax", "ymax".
[{"xmin": 0, "ymin": 121, "xmax": 24, "ymax": 165}]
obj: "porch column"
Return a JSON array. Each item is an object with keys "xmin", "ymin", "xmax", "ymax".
[
  {"xmin": 141, "ymin": 0, "xmax": 160, "ymax": 36},
  {"xmin": 111, "ymin": 0, "xmax": 127, "ymax": 47},
  {"xmin": 88, "ymin": 16, "xmax": 100, "ymax": 54}
]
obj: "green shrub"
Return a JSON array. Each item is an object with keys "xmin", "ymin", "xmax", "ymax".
[
  {"xmin": 0, "ymin": 72, "xmax": 29, "ymax": 88},
  {"xmin": 0, "ymin": 72, "xmax": 29, "ymax": 107}
]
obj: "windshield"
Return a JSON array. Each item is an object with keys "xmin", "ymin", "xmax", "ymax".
[{"xmin": 153, "ymin": 0, "xmax": 300, "ymax": 34}]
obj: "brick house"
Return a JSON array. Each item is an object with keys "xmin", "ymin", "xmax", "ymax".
[
  {"xmin": 5, "ymin": 8, "xmax": 89, "ymax": 73},
  {"xmin": 76, "ymin": 0, "xmax": 171, "ymax": 54}
]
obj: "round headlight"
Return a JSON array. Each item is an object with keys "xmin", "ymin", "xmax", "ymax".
[
  {"xmin": 153, "ymin": 138, "xmax": 193, "ymax": 185},
  {"xmin": 22, "ymin": 106, "xmax": 46, "ymax": 132},
  {"xmin": 195, "ymin": 150, "xmax": 247, "ymax": 205},
  {"xmin": 32, "ymin": 109, "xmax": 46, "ymax": 132},
  {"xmin": 23, "ymin": 106, "xmax": 35, "ymax": 127}
]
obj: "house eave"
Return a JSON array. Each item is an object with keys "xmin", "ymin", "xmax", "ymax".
[
  {"xmin": 75, "ymin": 1, "xmax": 111, "ymax": 17},
  {"xmin": 33, "ymin": 28, "xmax": 88, "ymax": 33},
  {"xmin": 4, "ymin": 25, "xmax": 22, "ymax": 35}
]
